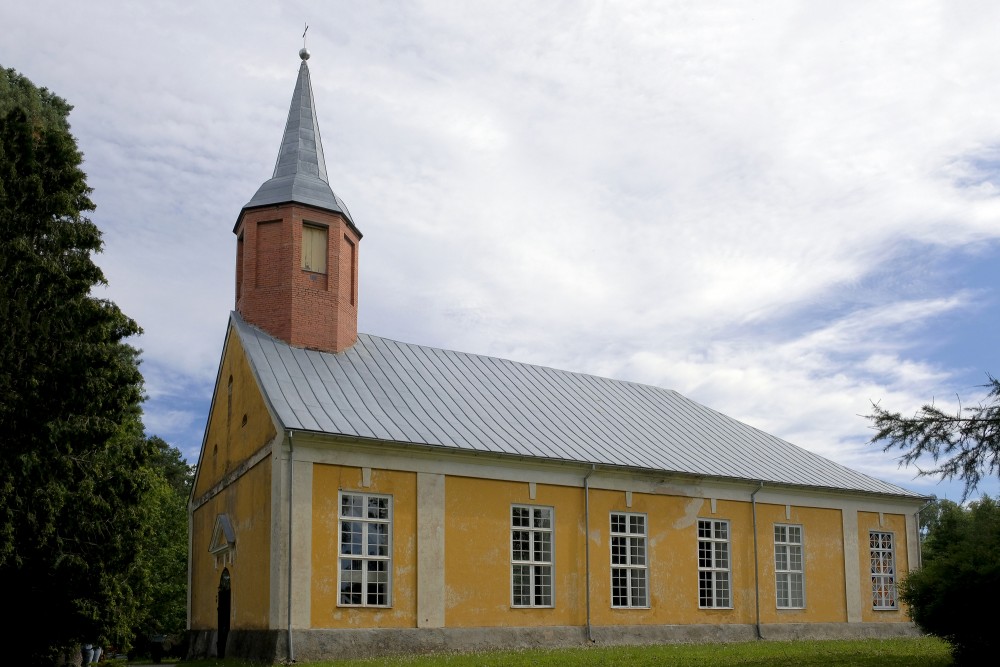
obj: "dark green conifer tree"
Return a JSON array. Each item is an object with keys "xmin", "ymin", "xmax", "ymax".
[{"xmin": 1, "ymin": 66, "xmax": 155, "ymax": 665}]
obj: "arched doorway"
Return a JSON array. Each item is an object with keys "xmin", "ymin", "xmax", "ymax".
[{"xmin": 217, "ymin": 569, "xmax": 231, "ymax": 658}]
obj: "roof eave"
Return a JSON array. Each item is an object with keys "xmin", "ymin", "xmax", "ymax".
[{"xmin": 278, "ymin": 428, "xmax": 930, "ymax": 503}]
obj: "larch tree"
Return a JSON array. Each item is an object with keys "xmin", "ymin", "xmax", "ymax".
[{"xmin": 869, "ymin": 374, "xmax": 1000, "ymax": 501}]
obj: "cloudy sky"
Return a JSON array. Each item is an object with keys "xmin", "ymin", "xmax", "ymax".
[{"xmin": 4, "ymin": 1, "xmax": 999, "ymax": 501}]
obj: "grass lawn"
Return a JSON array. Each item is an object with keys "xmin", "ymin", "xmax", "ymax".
[{"xmin": 180, "ymin": 637, "xmax": 952, "ymax": 667}]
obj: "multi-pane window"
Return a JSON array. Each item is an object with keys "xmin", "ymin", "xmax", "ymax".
[
  {"xmin": 338, "ymin": 492, "xmax": 391, "ymax": 607},
  {"xmin": 611, "ymin": 512, "xmax": 648, "ymax": 607},
  {"xmin": 870, "ymin": 531, "xmax": 897, "ymax": 610},
  {"xmin": 302, "ymin": 223, "xmax": 328, "ymax": 273},
  {"xmin": 698, "ymin": 519, "xmax": 731, "ymax": 608},
  {"xmin": 511, "ymin": 505, "xmax": 554, "ymax": 607},
  {"xmin": 774, "ymin": 524, "xmax": 804, "ymax": 608}
]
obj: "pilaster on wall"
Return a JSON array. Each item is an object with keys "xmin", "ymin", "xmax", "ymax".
[
  {"xmin": 417, "ymin": 473, "xmax": 445, "ymax": 628},
  {"xmin": 269, "ymin": 440, "xmax": 315, "ymax": 631},
  {"xmin": 291, "ymin": 458, "xmax": 314, "ymax": 628},
  {"xmin": 905, "ymin": 511, "xmax": 920, "ymax": 570},
  {"xmin": 841, "ymin": 509, "xmax": 862, "ymax": 623},
  {"xmin": 269, "ymin": 443, "xmax": 287, "ymax": 629}
]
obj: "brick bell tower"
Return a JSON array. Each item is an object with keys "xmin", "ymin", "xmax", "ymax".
[{"xmin": 234, "ymin": 48, "xmax": 362, "ymax": 353}]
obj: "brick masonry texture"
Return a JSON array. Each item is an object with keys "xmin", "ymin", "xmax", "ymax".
[{"xmin": 235, "ymin": 203, "xmax": 360, "ymax": 353}]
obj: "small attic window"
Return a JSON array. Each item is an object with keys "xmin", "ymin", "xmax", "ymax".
[{"xmin": 302, "ymin": 223, "xmax": 328, "ymax": 274}]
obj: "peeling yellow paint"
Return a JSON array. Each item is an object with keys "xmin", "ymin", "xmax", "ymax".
[{"xmin": 673, "ymin": 496, "xmax": 704, "ymax": 530}]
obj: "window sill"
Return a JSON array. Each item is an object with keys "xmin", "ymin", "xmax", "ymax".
[
  {"xmin": 337, "ymin": 604, "xmax": 393, "ymax": 609},
  {"xmin": 510, "ymin": 605, "xmax": 555, "ymax": 609}
]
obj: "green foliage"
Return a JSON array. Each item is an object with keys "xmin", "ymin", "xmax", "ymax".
[
  {"xmin": 869, "ymin": 375, "xmax": 1000, "ymax": 500},
  {"xmin": 0, "ymin": 66, "xmax": 154, "ymax": 664},
  {"xmin": 133, "ymin": 437, "xmax": 193, "ymax": 643},
  {"xmin": 901, "ymin": 496, "xmax": 1000, "ymax": 664}
]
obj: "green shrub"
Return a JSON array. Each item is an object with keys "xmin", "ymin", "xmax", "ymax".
[{"xmin": 901, "ymin": 496, "xmax": 1000, "ymax": 663}]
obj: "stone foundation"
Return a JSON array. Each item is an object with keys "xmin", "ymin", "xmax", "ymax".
[{"xmin": 188, "ymin": 622, "xmax": 922, "ymax": 663}]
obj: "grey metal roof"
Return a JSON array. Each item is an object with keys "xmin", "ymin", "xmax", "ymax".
[
  {"xmin": 243, "ymin": 59, "xmax": 354, "ymax": 224},
  {"xmin": 232, "ymin": 313, "xmax": 920, "ymax": 498}
]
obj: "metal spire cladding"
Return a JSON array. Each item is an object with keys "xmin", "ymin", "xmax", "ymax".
[{"xmin": 243, "ymin": 50, "xmax": 354, "ymax": 223}]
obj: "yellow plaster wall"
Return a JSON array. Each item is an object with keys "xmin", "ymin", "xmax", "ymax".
[
  {"xmin": 310, "ymin": 465, "xmax": 418, "ymax": 628},
  {"xmin": 190, "ymin": 326, "xmax": 277, "ymax": 631},
  {"xmin": 193, "ymin": 327, "xmax": 277, "ymax": 499},
  {"xmin": 592, "ymin": 494, "xmax": 758, "ymax": 626},
  {"xmin": 754, "ymin": 504, "xmax": 847, "ymax": 624},
  {"xmin": 442, "ymin": 483, "xmax": 853, "ymax": 628},
  {"xmin": 444, "ymin": 477, "xmax": 586, "ymax": 627},
  {"xmin": 189, "ymin": 458, "xmax": 272, "ymax": 630},
  {"xmin": 858, "ymin": 511, "xmax": 910, "ymax": 622}
]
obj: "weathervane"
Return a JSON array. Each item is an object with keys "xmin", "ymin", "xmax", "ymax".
[{"xmin": 300, "ymin": 23, "xmax": 310, "ymax": 60}]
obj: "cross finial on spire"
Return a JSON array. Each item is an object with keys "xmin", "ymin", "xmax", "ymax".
[{"xmin": 299, "ymin": 24, "xmax": 311, "ymax": 61}]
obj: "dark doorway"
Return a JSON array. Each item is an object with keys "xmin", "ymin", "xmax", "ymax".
[{"xmin": 217, "ymin": 569, "xmax": 231, "ymax": 658}]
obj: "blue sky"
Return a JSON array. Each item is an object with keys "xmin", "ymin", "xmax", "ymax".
[{"xmin": 3, "ymin": 0, "xmax": 999, "ymax": 502}]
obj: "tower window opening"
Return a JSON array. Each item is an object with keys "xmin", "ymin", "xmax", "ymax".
[{"xmin": 302, "ymin": 223, "xmax": 328, "ymax": 274}]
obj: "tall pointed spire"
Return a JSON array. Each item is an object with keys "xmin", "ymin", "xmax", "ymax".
[
  {"xmin": 233, "ymin": 48, "xmax": 362, "ymax": 355},
  {"xmin": 243, "ymin": 50, "xmax": 353, "ymax": 222}
]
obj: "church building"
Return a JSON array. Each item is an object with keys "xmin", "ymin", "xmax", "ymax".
[{"xmin": 187, "ymin": 50, "xmax": 926, "ymax": 662}]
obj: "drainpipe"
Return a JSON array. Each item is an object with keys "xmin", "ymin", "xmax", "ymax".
[
  {"xmin": 584, "ymin": 465, "xmax": 596, "ymax": 643},
  {"xmin": 915, "ymin": 499, "xmax": 935, "ymax": 569},
  {"xmin": 287, "ymin": 430, "xmax": 295, "ymax": 662},
  {"xmin": 750, "ymin": 481, "xmax": 765, "ymax": 640}
]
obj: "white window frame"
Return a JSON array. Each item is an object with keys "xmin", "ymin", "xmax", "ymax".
[
  {"xmin": 774, "ymin": 523, "xmax": 805, "ymax": 609},
  {"xmin": 511, "ymin": 504, "xmax": 554, "ymax": 608},
  {"xmin": 610, "ymin": 512, "xmax": 649, "ymax": 608},
  {"xmin": 337, "ymin": 491, "xmax": 392, "ymax": 607},
  {"xmin": 697, "ymin": 518, "xmax": 731, "ymax": 608},
  {"xmin": 870, "ymin": 530, "xmax": 898, "ymax": 610}
]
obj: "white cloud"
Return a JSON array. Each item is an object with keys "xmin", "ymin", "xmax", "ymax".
[{"xmin": 3, "ymin": 0, "xmax": 999, "ymax": 499}]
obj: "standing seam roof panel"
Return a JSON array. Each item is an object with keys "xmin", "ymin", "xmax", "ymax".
[
  {"xmin": 297, "ymin": 348, "xmax": 365, "ymax": 435},
  {"xmin": 406, "ymin": 343, "xmax": 510, "ymax": 454},
  {"xmin": 354, "ymin": 337, "xmax": 444, "ymax": 444},
  {"xmin": 363, "ymin": 340, "xmax": 448, "ymax": 445},
  {"xmin": 453, "ymin": 349, "xmax": 563, "ymax": 459},
  {"xmin": 527, "ymin": 363, "xmax": 648, "ymax": 469},
  {"xmin": 569, "ymin": 372, "xmax": 682, "ymax": 470},
  {"xmin": 482, "ymin": 355, "xmax": 589, "ymax": 462},
  {"xmin": 368, "ymin": 336, "xmax": 481, "ymax": 449},
  {"xmin": 231, "ymin": 314, "xmax": 920, "ymax": 498},
  {"xmin": 342, "ymin": 346, "xmax": 424, "ymax": 443},
  {"xmin": 333, "ymin": 349, "xmax": 409, "ymax": 442},
  {"xmin": 426, "ymin": 345, "xmax": 535, "ymax": 457},
  {"xmin": 315, "ymin": 348, "xmax": 391, "ymax": 439}
]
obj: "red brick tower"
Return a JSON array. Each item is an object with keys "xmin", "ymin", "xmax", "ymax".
[{"xmin": 234, "ymin": 49, "xmax": 362, "ymax": 353}]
